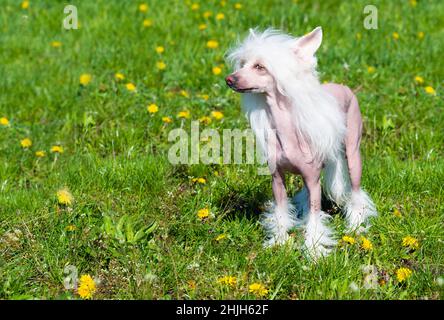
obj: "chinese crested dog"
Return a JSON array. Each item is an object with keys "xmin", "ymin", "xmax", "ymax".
[{"xmin": 225, "ymin": 27, "xmax": 377, "ymax": 259}]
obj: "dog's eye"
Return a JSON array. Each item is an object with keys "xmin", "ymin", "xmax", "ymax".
[{"xmin": 254, "ymin": 64, "xmax": 265, "ymax": 71}]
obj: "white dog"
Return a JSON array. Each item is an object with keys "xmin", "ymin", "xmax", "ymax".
[{"xmin": 225, "ymin": 27, "xmax": 377, "ymax": 258}]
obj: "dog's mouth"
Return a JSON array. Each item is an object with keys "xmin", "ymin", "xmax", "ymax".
[{"xmin": 228, "ymin": 84, "xmax": 258, "ymax": 93}]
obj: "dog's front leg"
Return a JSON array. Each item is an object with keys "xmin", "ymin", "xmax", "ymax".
[
  {"xmin": 303, "ymin": 172, "xmax": 337, "ymax": 259},
  {"xmin": 261, "ymin": 168, "xmax": 297, "ymax": 247}
]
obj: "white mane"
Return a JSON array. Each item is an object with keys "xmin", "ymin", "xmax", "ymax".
[{"xmin": 227, "ymin": 29, "xmax": 346, "ymax": 163}]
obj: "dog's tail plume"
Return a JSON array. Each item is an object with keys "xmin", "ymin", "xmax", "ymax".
[{"xmin": 324, "ymin": 151, "xmax": 351, "ymax": 206}]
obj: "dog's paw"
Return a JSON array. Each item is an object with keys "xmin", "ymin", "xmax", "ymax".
[
  {"xmin": 304, "ymin": 211, "xmax": 337, "ymax": 260},
  {"xmin": 344, "ymin": 189, "xmax": 377, "ymax": 233},
  {"xmin": 263, "ymin": 232, "xmax": 289, "ymax": 248}
]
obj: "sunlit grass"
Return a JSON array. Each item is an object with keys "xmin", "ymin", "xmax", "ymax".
[{"xmin": 0, "ymin": 0, "xmax": 443, "ymax": 300}]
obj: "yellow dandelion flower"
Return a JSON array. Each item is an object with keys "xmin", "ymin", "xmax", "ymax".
[
  {"xmin": 156, "ymin": 61, "xmax": 166, "ymax": 70},
  {"xmin": 51, "ymin": 145, "xmax": 64, "ymax": 153},
  {"xmin": 197, "ymin": 208, "xmax": 210, "ymax": 220},
  {"xmin": 162, "ymin": 116, "xmax": 172, "ymax": 123},
  {"xmin": 115, "ymin": 73, "xmax": 125, "ymax": 81},
  {"xmin": 217, "ymin": 276, "xmax": 237, "ymax": 287},
  {"xmin": 155, "ymin": 46, "xmax": 165, "ymax": 54},
  {"xmin": 199, "ymin": 116, "xmax": 212, "ymax": 125},
  {"xmin": 191, "ymin": 3, "xmax": 199, "ymax": 10},
  {"xmin": 177, "ymin": 110, "xmax": 190, "ymax": 119},
  {"xmin": 20, "ymin": 138, "xmax": 32, "ymax": 148},
  {"xmin": 35, "ymin": 150, "xmax": 46, "ymax": 157},
  {"xmin": 180, "ymin": 90, "xmax": 190, "ymax": 98},
  {"xmin": 50, "ymin": 41, "xmax": 62, "ymax": 48},
  {"xmin": 147, "ymin": 104, "xmax": 159, "ymax": 114},
  {"xmin": 197, "ymin": 178, "xmax": 207, "ymax": 184},
  {"xmin": 342, "ymin": 235, "xmax": 356, "ymax": 245},
  {"xmin": 220, "ymin": 0, "xmax": 226, "ymax": 6},
  {"xmin": 66, "ymin": 225, "xmax": 77, "ymax": 231},
  {"xmin": 402, "ymin": 236, "xmax": 419, "ymax": 250},
  {"xmin": 392, "ymin": 32, "xmax": 399, "ymax": 40},
  {"xmin": 203, "ymin": 11, "xmax": 212, "ymax": 18},
  {"xmin": 0, "ymin": 117, "xmax": 9, "ymax": 126},
  {"xmin": 367, "ymin": 66, "xmax": 376, "ymax": 74},
  {"xmin": 396, "ymin": 267, "xmax": 412, "ymax": 282},
  {"xmin": 249, "ymin": 283, "xmax": 268, "ymax": 297},
  {"xmin": 424, "ymin": 86, "xmax": 436, "ymax": 95},
  {"xmin": 414, "ymin": 76, "xmax": 424, "ymax": 85},
  {"xmin": 211, "ymin": 110, "xmax": 224, "ymax": 120},
  {"xmin": 409, "ymin": 0, "xmax": 417, "ymax": 7},
  {"xmin": 200, "ymin": 94, "xmax": 209, "ymax": 100},
  {"xmin": 57, "ymin": 188, "xmax": 74, "ymax": 206},
  {"xmin": 126, "ymin": 83, "xmax": 136, "ymax": 92},
  {"xmin": 360, "ymin": 236, "xmax": 373, "ymax": 251},
  {"xmin": 393, "ymin": 208, "xmax": 402, "ymax": 217},
  {"xmin": 77, "ymin": 274, "xmax": 96, "ymax": 299},
  {"xmin": 216, "ymin": 13, "xmax": 225, "ymax": 20},
  {"xmin": 21, "ymin": 1, "xmax": 29, "ymax": 9},
  {"xmin": 198, "ymin": 23, "xmax": 207, "ymax": 31},
  {"xmin": 192, "ymin": 177, "xmax": 207, "ymax": 184},
  {"xmin": 79, "ymin": 74, "xmax": 92, "ymax": 86},
  {"xmin": 212, "ymin": 66, "xmax": 222, "ymax": 75},
  {"xmin": 206, "ymin": 40, "xmax": 219, "ymax": 49},
  {"xmin": 187, "ymin": 280, "xmax": 196, "ymax": 290},
  {"xmin": 143, "ymin": 19, "xmax": 153, "ymax": 27},
  {"xmin": 139, "ymin": 3, "xmax": 148, "ymax": 12},
  {"xmin": 234, "ymin": 3, "xmax": 242, "ymax": 9},
  {"xmin": 417, "ymin": 31, "xmax": 424, "ymax": 40},
  {"xmin": 215, "ymin": 234, "xmax": 227, "ymax": 241}
]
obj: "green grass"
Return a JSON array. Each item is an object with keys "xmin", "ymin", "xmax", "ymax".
[{"xmin": 1, "ymin": 0, "xmax": 443, "ymax": 300}]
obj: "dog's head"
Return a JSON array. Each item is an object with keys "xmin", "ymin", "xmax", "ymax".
[{"xmin": 226, "ymin": 27, "xmax": 323, "ymax": 95}]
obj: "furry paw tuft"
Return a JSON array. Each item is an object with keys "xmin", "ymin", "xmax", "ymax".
[
  {"xmin": 261, "ymin": 201, "xmax": 299, "ymax": 247},
  {"xmin": 304, "ymin": 211, "xmax": 337, "ymax": 259},
  {"xmin": 344, "ymin": 189, "xmax": 377, "ymax": 232}
]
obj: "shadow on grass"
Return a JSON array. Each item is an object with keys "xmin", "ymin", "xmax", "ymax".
[
  {"xmin": 215, "ymin": 183, "xmax": 342, "ymax": 222},
  {"xmin": 213, "ymin": 182, "xmax": 269, "ymax": 221}
]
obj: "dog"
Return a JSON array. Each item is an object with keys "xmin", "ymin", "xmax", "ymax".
[{"xmin": 225, "ymin": 27, "xmax": 377, "ymax": 258}]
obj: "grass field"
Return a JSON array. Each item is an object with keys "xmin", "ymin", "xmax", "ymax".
[{"xmin": 0, "ymin": 0, "xmax": 443, "ymax": 300}]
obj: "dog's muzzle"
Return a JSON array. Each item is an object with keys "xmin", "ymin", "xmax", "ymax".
[{"xmin": 225, "ymin": 75, "xmax": 238, "ymax": 89}]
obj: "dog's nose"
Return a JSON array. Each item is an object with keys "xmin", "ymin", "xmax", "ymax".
[{"xmin": 225, "ymin": 75, "xmax": 236, "ymax": 87}]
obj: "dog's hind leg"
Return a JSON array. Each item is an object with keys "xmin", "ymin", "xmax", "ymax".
[
  {"xmin": 343, "ymin": 91, "xmax": 377, "ymax": 231},
  {"xmin": 261, "ymin": 169, "xmax": 297, "ymax": 247}
]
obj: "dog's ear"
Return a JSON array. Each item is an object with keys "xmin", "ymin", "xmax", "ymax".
[{"xmin": 293, "ymin": 26, "xmax": 322, "ymax": 58}]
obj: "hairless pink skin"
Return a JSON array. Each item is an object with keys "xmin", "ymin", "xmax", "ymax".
[{"xmin": 258, "ymin": 83, "xmax": 363, "ymax": 216}]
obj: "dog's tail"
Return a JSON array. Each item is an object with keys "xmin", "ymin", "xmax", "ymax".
[
  {"xmin": 324, "ymin": 152, "xmax": 377, "ymax": 231},
  {"xmin": 323, "ymin": 151, "xmax": 351, "ymax": 206}
]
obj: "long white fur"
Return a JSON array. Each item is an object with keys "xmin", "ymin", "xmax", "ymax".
[
  {"xmin": 228, "ymin": 29, "xmax": 346, "ymax": 164},
  {"xmin": 304, "ymin": 212, "xmax": 337, "ymax": 259},
  {"xmin": 325, "ymin": 155, "xmax": 377, "ymax": 232},
  {"xmin": 344, "ymin": 189, "xmax": 377, "ymax": 232},
  {"xmin": 324, "ymin": 152, "xmax": 351, "ymax": 206},
  {"xmin": 261, "ymin": 201, "xmax": 299, "ymax": 247}
]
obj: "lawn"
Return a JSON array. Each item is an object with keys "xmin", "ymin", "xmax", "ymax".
[{"xmin": 0, "ymin": 0, "xmax": 443, "ymax": 300}]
